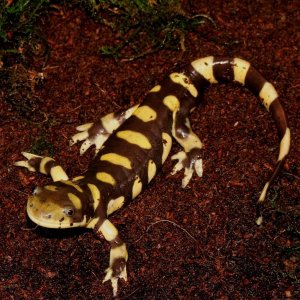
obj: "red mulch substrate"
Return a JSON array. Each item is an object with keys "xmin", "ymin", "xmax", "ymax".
[{"xmin": 0, "ymin": 1, "xmax": 299, "ymax": 299}]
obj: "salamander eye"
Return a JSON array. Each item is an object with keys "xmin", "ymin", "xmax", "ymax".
[{"xmin": 64, "ymin": 207, "xmax": 74, "ymax": 217}]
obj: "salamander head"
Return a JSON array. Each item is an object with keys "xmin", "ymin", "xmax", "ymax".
[{"xmin": 27, "ymin": 181, "xmax": 90, "ymax": 229}]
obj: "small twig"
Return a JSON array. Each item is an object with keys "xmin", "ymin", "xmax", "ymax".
[
  {"xmin": 191, "ymin": 14, "xmax": 217, "ymax": 28},
  {"xmin": 28, "ymin": 112, "xmax": 49, "ymax": 125},
  {"xmin": 123, "ymin": 287, "xmax": 140, "ymax": 299},
  {"xmin": 146, "ymin": 219, "xmax": 197, "ymax": 242},
  {"xmin": 121, "ymin": 47, "xmax": 161, "ymax": 62},
  {"xmin": 283, "ymin": 172, "xmax": 300, "ymax": 180},
  {"xmin": 21, "ymin": 224, "xmax": 39, "ymax": 231}
]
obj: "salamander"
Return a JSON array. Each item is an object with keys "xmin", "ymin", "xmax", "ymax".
[{"xmin": 15, "ymin": 56, "xmax": 291, "ymax": 296}]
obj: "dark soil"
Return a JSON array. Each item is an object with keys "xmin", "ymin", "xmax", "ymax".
[{"xmin": 1, "ymin": 1, "xmax": 299, "ymax": 299}]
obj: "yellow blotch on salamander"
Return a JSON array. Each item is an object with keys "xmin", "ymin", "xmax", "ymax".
[
  {"xmin": 162, "ymin": 132, "xmax": 172, "ymax": 164},
  {"xmin": 68, "ymin": 193, "xmax": 82, "ymax": 210},
  {"xmin": 44, "ymin": 185, "xmax": 59, "ymax": 192},
  {"xmin": 100, "ymin": 219, "xmax": 119, "ymax": 242},
  {"xmin": 117, "ymin": 130, "xmax": 152, "ymax": 149},
  {"xmin": 259, "ymin": 82, "xmax": 278, "ymax": 111},
  {"xmin": 39, "ymin": 157, "xmax": 54, "ymax": 174},
  {"xmin": 169, "ymin": 73, "xmax": 198, "ymax": 97},
  {"xmin": 50, "ymin": 166, "xmax": 69, "ymax": 182},
  {"xmin": 100, "ymin": 153, "xmax": 132, "ymax": 169},
  {"xmin": 147, "ymin": 160, "xmax": 156, "ymax": 183},
  {"xmin": 278, "ymin": 128, "xmax": 291, "ymax": 161},
  {"xmin": 149, "ymin": 85, "xmax": 161, "ymax": 92},
  {"xmin": 191, "ymin": 56, "xmax": 218, "ymax": 84},
  {"xmin": 133, "ymin": 105, "xmax": 157, "ymax": 122},
  {"xmin": 87, "ymin": 183, "xmax": 101, "ymax": 210},
  {"xmin": 233, "ymin": 57, "xmax": 250, "ymax": 85},
  {"xmin": 96, "ymin": 172, "xmax": 116, "ymax": 186},
  {"xmin": 132, "ymin": 175, "xmax": 142, "ymax": 199},
  {"xmin": 73, "ymin": 175, "xmax": 85, "ymax": 181},
  {"xmin": 163, "ymin": 95, "xmax": 180, "ymax": 112},
  {"xmin": 107, "ymin": 196, "xmax": 125, "ymax": 215}
]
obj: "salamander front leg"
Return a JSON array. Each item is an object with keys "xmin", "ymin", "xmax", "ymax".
[
  {"xmin": 70, "ymin": 104, "xmax": 139, "ymax": 155},
  {"xmin": 97, "ymin": 219, "xmax": 128, "ymax": 296},
  {"xmin": 171, "ymin": 115, "xmax": 203, "ymax": 187},
  {"xmin": 14, "ymin": 152, "xmax": 69, "ymax": 182}
]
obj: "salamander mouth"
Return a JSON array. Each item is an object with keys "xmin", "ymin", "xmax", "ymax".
[
  {"xmin": 27, "ymin": 200, "xmax": 66, "ymax": 228},
  {"xmin": 26, "ymin": 200, "xmax": 87, "ymax": 229},
  {"xmin": 27, "ymin": 202, "xmax": 60, "ymax": 228}
]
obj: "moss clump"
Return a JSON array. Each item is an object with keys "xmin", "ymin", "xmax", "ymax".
[
  {"xmin": 0, "ymin": 0, "xmax": 49, "ymax": 57},
  {"xmin": 80, "ymin": 0, "xmax": 215, "ymax": 60}
]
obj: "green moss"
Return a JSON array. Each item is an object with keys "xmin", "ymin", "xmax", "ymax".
[
  {"xmin": 0, "ymin": 0, "xmax": 216, "ymax": 61},
  {"xmin": 30, "ymin": 136, "xmax": 55, "ymax": 157},
  {"xmin": 80, "ymin": 0, "xmax": 216, "ymax": 59},
  {"xmin": 0, "ymin": 0, "xmax": 49, "ymax": 55}
]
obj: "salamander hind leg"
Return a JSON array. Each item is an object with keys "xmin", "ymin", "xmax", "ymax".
[
  {"xmin": 171, "ymin": 114, "xmax": 203, "ymax": 187},
  {"xmin": 70, "ymin": 104, "xmax": 139, "ymax": 155},
  {"xmin": 14, "ymin": 152, "xmax": 69, "ymax": 181}
]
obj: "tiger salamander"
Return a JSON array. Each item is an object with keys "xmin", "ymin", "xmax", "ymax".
[{"xmin": 15, "ymin": 56, "xmax": 291, "ymax": 296}]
